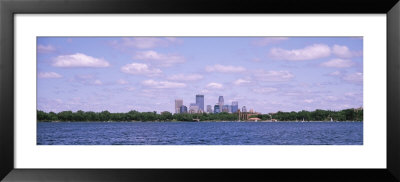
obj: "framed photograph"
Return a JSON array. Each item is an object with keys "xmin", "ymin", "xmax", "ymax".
[{"xmin": 1, "ymin": 0, "xmax": 399, "ymax": 181}]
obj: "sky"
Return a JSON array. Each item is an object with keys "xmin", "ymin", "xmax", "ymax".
[{"xmin": 37, "ymin": 37, "xmax": 363, "ymax": 114}]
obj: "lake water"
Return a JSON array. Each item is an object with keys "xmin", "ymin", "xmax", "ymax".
[{"xmin": 37, "ymin": 122, "xmax": 363, "ymax": 145}]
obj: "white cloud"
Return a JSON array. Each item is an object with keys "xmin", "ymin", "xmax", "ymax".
[
  {"xmin": 342, "ymin": 72, "xmax": 363, "ymax": 83},
  {"xmin": 133, "ymin": 50, "xmax": 185, "ymax": 67},
  {"xmin": 72, "ymin": 75, "xmax": 98, "ymax": 85},
  {"xmin": 254, "ymin": 70, "xmax": 294, "ymax": 82},
  {"xmin": 38, "ymin": 72, "xmax": 62, "ymax": 78},
  {"xmin": 329, "ymin": 71, "xmax": 363, "ymax": 84},
  {"xmin": 93, "ymin": 80, "xmax": 103, "ymax": 85},
  {"xmin": 117, "ymin": 79, "xmax": 128, "ymax": 85},
  {"xmin": 205, "ymin": 64, "xmax": 246, "ymax": 73},
  {"xmin": 269, "ymin": 44, "xmax": 331, "ymax": 61},
  {"xmin": 72, "ymin": 74, "xmax": 104, "ymax": 86},
  {"xmin": 321, "ymin": 59, "xmax": 355, "ymax": 68},
  {"xmin": 252, "ymin": 87, "xmax": 278, "ymax": 94},
  {"xmin": 37, "ymin": 44, "xmax": 56, "ymax": 53},
  {"xmin": 167, "ymin": 74, "xmax": 203, "ymax": 81},
  {"xmin": 269, "ymin": 44, "xmax": 361, "ymax": 61},
  {"xmin": 332, "ymin": 44, "xmax": 362, "ymax": 58},
  {"xmin": 52, "ymin": 53, "xmax": 110, "ymax": 68},
  {"xmin": 234, "ymin": 79, "xmax": 251, "ymax": 85},
  {"xmin": 142, "ymin": 79, "xmax": 186, "ymax": 89},
  {"xmin": 252, "ymin": 37, "xmax": 288, "ymax": 46},
  {"xmin": 304, "ymin": 99, "xmax": 314, "ymax": 103},
  {"xmin": 113, "ymin": 37, "xmax": 182, "ymax": 49},
  {"xmin": 329, "ymin": 71, "xmax": 342, "ymax": 76},
  {"xmin": 206, "ymin": 82, "xmax": 223, "ymax": 89},
  {"xmin": 121, "ymin": 63, "xmax": 161, "ymax": 76}
]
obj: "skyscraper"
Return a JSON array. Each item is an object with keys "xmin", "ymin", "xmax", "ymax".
[
  {"xmin": 218, "ymin": 96, "xmax": 224, "ymax": 110},
  {"xmin": 214, "ymin": 105, "xmax": 220, "ymax": 113},
  {"xmin": 175, "ymin": 99, "xmax": 183, "ymax": 114},
  {"xmin": 242, "ymin": 106, "xmax": 247, "ymax": 112},
  {"xmin": 196, "ymin": 94, "xmax": 204, "ymax": 112},
  {"xmin": 231, "ymin": 101, "xmax": 238, "ymax": 113},
  {"xmin": 207, "ymin": 105, "xmax": 213, "ymax": 113},
  {"xmin": 189, "ymin": 103, "xmax": 199, "ymax": 113},
  {"xmin": 180, "ymin": 105, "xmax": 187, "ymax": 113},
  {"xmin": 222, "ymin": 105, "xmax": 230, "ymax": 113}
]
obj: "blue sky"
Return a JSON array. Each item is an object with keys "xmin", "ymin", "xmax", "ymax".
[{"xmin": 37, "ymin": 37, "xmax": 363, "ymax": 113}]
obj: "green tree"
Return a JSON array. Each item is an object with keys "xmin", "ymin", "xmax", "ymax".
[
  {"xmin": 160, "ymin": 111, "xmax": 173, "ymax": 121},
  {"xmin": 37, "ymin": 110, "xmax": 48, "ymax": 121},
  {"xmin": 57, "ymin": 111, "xmax": 73, "ymax": 121},
  {"xmin": 99, "ymin": 110, "xmax": 111, "ymax": 121}
]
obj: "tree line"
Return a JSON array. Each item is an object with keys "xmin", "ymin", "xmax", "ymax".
[
  {"xmin": 251, "ymin": 108, "xmax": 363, "ymax": 121},
  {"xmin": 37, "ymin": 108, "xmax": 363, "ymax": 122}
]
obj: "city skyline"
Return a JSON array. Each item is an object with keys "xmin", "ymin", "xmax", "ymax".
[
  {"xmin": 175, "ymin": 94, "xmax": 244, "ymax": 114},
  {"xmin": 37, "ymin": 37, "xmax": 363, "ymax": 113}
]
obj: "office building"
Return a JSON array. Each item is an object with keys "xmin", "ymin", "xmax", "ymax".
[
  {"xmin": 196, "ymin": 94, "xmax": 204, "ymax": 112},
  {"xmin": 214, "ymin": 105, "xmax": 220, "ymax": 113},
  {"xmin": 207, "ymin": 105, "xmax": 213, "ymax": 113},
  {"xmin": 189, "ymin": 103, "xmax": 199, "ymax": 113},
  {"xmin": 218, "ymin": 96, "xmax": 224, "ymax": 110},
  {"xmin": 222, "ymin": 105, "xmax": 230, "ymax": 113},
  {"xmin": 231, "ymin": 101, "xmax": 238, "ymax": 113},
  {"xmin": 180, "ymin": 105, "xmax": 187, "ymax": 113},
  {"xmin": 242, "ymin": 106, "xmax": 247, "ymax": 113},
  {"xmin": 175, "ymin": 99, "xmax": 183, "ymax": 114}
]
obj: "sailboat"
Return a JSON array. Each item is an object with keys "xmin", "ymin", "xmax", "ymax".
[
  {"xmin": 330, "ymin": 117, "xmax": 333, "ymax": 122},
  {"xmin": 302, "ymin": 118, "xmax": 305, "ymax": 122}
]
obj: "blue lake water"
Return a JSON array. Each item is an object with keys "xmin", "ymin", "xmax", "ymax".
[{"xmin": 37, "ymin": 122, "xmax": 363, "ymax": 145}]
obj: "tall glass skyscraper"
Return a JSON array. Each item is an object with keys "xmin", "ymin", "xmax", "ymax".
[
  {"xmin": 231, "ymin": 101, "xmax": 238, "ymax": 113},
  {"xmin": 218, "ymin": 96, "xmax": 224, "ymax": 110},
  {"xmin": 196, "ymin": 94, "xmax": 204, "ymax": 112}
]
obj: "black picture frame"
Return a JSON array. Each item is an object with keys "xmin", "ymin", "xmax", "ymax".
[{"xmin": 1, "ymin": 0, "xmax": 399, "ymax": 181}]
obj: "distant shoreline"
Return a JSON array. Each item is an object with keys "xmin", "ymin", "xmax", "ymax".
[{"xmin": 37, "ymin": 108, "xmax": 363, "ymax": 122}]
